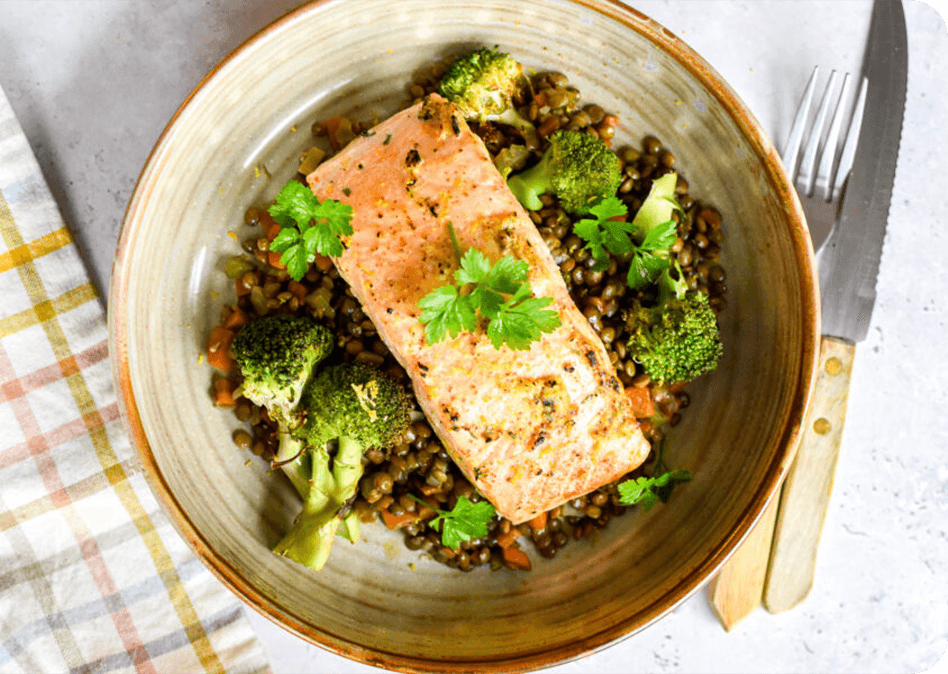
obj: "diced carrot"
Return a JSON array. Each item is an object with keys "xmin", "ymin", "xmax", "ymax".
[
  {"xmin": 496, "ymin": 528, "xmax": 521, "ymax": 549},
  {"xmin": 625, "ymin": 386, "xmax": 655, "ymax": 419},
  {"xmin": 501, "ymin": 546, "xmax": 532, "ymax": 571},
  {"xmin": 207, "ymin": 326, "xmax": 236, "ymax": 371},
  {"xmin": 537, "ymin": 115, "xmax": 560, "ymax": 138},
  {"xmin": 213, "ymin": 378, "xmax": 238, "ymax": 407},
  {"xmin": 325, "ymin": 116, "xmax": 355, "ymax": 152},
  {"xmin": 608, "ymin": 214, "xmax": 628, "ymax": 222},
  {"xmin": 267, "ymin": 250, "xmax": 286, "ymax": 270},
  {"xmin": 287, "ymin": 280, "xmax": 308, "ymax": 302},
  {"xmin": 638, "ymin": 420, "xmax": 654, "ymax": 435},
  {"xmin": 261, "ymin": 212, "xmax": 281, "ymax": 241},
  {"xmin": 324, "ymin": 116, "xmax": 343, "ymax": 147},
  {"xmin": 527, "ymin": 511, "xmax": 548, "ymax": 532},
  {"xmin": 380, "ymin": 508, "xmax": 419, "ymax": 530},
  {"xmin": 313, "ymin": 253, "xmax": 333, "ymax": 272},
  {"xmin": 439, "ymin": 546, "xmax": 457, "ymax": 560},
  {"xmin": 222, "ymin": 306, "xmax": 251, "ymax": 330},
  {"xmin": 533, "ymin": 90, "xmax": 548, "ymax": 107},
  {"xmin": 244, "ymin": 213, "xmax": 286, "ymax": 270}
]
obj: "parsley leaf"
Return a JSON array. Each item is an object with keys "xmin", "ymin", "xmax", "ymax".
[
  {"xmin": 481, "ymin": 254, "xmax": 529, "ymax": 294},
  {"xmin": 455, "ymin": 247, "xmax": 493, "ymax": 286},
  {"xmin": 626, "ymin": 251, "xmax": 670, "ymax": 291},
  {"xmin": 573, "ymin": 196, "xmax": 631, "ymax": 271},
  {"xmin": 572, "ymin": 175, "xmax": 684, "ymax": 291},
  {"xmin": 267, "ymin": 181, "xmax": 354, "ymax": 281},
  {"xmin": 617, "ymin": 469, "xmax": 693, "ymax": 511},
  {"xmin": 417, "ymin": 285, "xmax": 477, "ymax": 344},
  {"xmin": 617, "ymin": 438, "xmax": 693, "ymax": 511},
  {"xmin": 487, "ymin": 293, "xmax": 558, "ymax": 350},
  {"xmin": 416, "ymin": 495, "xmax": 497, "ymax": 549},
  {"xmin": 418, "ymin": 226, "xmax": 561, "ymax": 350},
  {"xmin": 626, "ymin": 217, "xmax": 678, "ymax": 291}
]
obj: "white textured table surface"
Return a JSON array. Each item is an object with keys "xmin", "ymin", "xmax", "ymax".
[{"xmin": 2, "ymin": 1, "xmax": 946, "ymax": 672}]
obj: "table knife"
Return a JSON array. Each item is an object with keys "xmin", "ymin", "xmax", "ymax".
[{"xmin": 762, "ymin": 0, "xmax": 908, "ymax": 613}]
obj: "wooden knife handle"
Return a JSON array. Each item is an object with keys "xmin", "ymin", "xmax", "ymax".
[{"xmin": 763, "ymin": 335, "xmax": 855, "ymax": 613}]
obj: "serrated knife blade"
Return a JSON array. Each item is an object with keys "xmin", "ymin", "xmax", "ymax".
[
  {"xmin": 762, "ymin": 0, "xmax": 908, "ymax": 613},
  {"xmin": 817, "ymin": 0, "xmax": 907, "ymax": 342}
]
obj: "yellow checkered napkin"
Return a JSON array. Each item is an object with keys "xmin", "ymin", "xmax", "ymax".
[{"xmin": 0, "ymin": 85, "xmax": 271, "ymax": 673}]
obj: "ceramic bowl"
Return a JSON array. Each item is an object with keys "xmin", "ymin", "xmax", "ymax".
[{"xmin": 109, "ymin": 1, "xmax": 819, "ymax": 671}]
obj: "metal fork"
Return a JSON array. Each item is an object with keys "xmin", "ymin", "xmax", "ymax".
[
  {"xmin": 709, "ymin": 65, "xmax": 869, "ymax": 631},
  {"xmin": 781, "ymin": 65, "xmax": 869, "ymax": 251}
]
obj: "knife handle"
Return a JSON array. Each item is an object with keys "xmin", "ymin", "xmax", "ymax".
[{"xmin": 763, "ymin": 335, "xmax": 855, "ymax": 613}]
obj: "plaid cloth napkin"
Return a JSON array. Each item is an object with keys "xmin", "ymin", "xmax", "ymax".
[{"xmin": 0, "ymin": 85, "xmax": 271, "ymax": 673}]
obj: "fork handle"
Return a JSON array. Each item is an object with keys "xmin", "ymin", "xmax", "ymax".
[
  {"xmin": 709, "ymin": 495, "xmax": 780, "ymax": 630},
  {"xmin": 763, "ymin": 336, "xmax": 855, "ymax": 613}
]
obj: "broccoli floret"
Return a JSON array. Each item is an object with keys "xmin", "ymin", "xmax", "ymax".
[
  {"xmin": 273, "ymin": 363, "xmax": 411, "ymax": 570},
  {"xmin": 231, "ymin": 314, "xmax": 333, "ymax": 426},
  {"xmin": 438, "ymin": 48, "xmax": 539, "ymax": 148},
  {"xmin": 625, "ymin": 262, "xmax": 723, "ymax": 385},
  {"xmin": 507, "ymin": 130, "xmax": 621, "ymax": 214},
  {"xmin": 231, "ymin": 314, "xmax": 334, "ymax": 501}
]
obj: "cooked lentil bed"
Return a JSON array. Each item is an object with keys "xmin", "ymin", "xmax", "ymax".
[{"xmin": 211, "ymin": 67, "xmax": 727, "ymax": 572}]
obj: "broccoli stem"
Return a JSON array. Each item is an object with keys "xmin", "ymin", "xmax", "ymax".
[
  {"xmin": 657, "ymin": 259, "xmax": 689, "ymax": 303},
  {"xmin": 272, "ymin": 446, "xmax": 338, "ymax": 569},
  {"xmin": 330, "ymin": 436, "xmax": 366, "ymax": 505},
  {"xmin": 507, "ymin": 151, "xmax": 553, "ymax": 211},
  {"xmin": 340, "ymin": 512, "xmax": 361, "ymax": 542},
  {"xmin": 290, "ymin": 436, "xmax": 366, "ymax": 534},
  {"xmin": 272, "ymin": 437, "xmax": 370, "ymax": 568},
  {"xmin": 492, "ymin": 109, "xmax": 540, "ymax": 149},
  {"xmin": 274, "ymin": 432, "xmax": 311, "ymax": 498}
]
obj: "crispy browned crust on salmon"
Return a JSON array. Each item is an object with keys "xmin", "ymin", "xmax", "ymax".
[{"xmin": 307, "ymin": 95, "xmax": 650, "ymax": 523}]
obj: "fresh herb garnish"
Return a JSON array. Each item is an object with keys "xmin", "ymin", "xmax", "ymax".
[
  {"xmin": 267, "ymin": 181, "xmax": 354, "ymax": 281},
  {"xmin": 410, "ymin": 494, "xmax": 496, "ymax": 549},
  {"xmin": 617, "ymin": 439, "xmax": 692, "ymax": 511},
  {"xmin": 572, "ymin": 196, "xmax": 632, "ymax": 271},
  {"xmin": 572, "ymin": 173, "xmax": 683, "ymax": 291},
  {"xmin": 626, "ymin": 172, "xmax": 682, "ymax": 290},
  {"xmin": 625, "ymin": 217, "xmax": 678, "ymax": 291},
  {"xmin": 418, "ymin": 224, "xmax": 561, "ymax": 350}
]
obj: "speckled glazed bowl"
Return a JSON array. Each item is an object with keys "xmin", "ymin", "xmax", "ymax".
[{"xmin": 109, "ymin": 1, "xmax": 819, "ymax": 671}]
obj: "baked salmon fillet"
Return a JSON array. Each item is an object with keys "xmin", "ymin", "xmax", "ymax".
[{"xmin": 307, "ymin": 95, "xmax": 650, "ymax": 523}]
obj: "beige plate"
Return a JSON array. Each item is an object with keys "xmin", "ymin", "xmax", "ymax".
[{"xmin": 108, "ymin": 1, "xmax": 819, "ymax": 671}]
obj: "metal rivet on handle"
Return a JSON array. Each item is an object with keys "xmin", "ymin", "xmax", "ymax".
[{"xmin": 824, "ymin": 357, "xmax": 842, "ymax": 375}]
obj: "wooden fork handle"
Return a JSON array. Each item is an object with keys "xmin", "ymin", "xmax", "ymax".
[
  {"xmin": 709, "ymin": 495, "xmax": 780, "ymax": 630},
  {"xmin": 763, "ymin": 336, "xmax": 855, "ymax": 612}
]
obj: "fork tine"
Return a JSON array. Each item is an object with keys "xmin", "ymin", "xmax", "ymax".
[
  {"xmin": 831, "ymin": 75, "xmax": 869, "ymax": 201},
  {"xmin": 799, "ymin": 70, "xmax": 839, "ymax": 196},
  {"xmin": 816, "ymin": 72, "xmax": 851, "ymax": 201},
  {"xmin": 782, "ymin": 66, "xmax": 820, "ymax": 176}
]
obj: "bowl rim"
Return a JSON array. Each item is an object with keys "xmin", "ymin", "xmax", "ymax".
[{"xmin": 108, "ymin": 0, "xmax": 820, "ymax": 671}]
